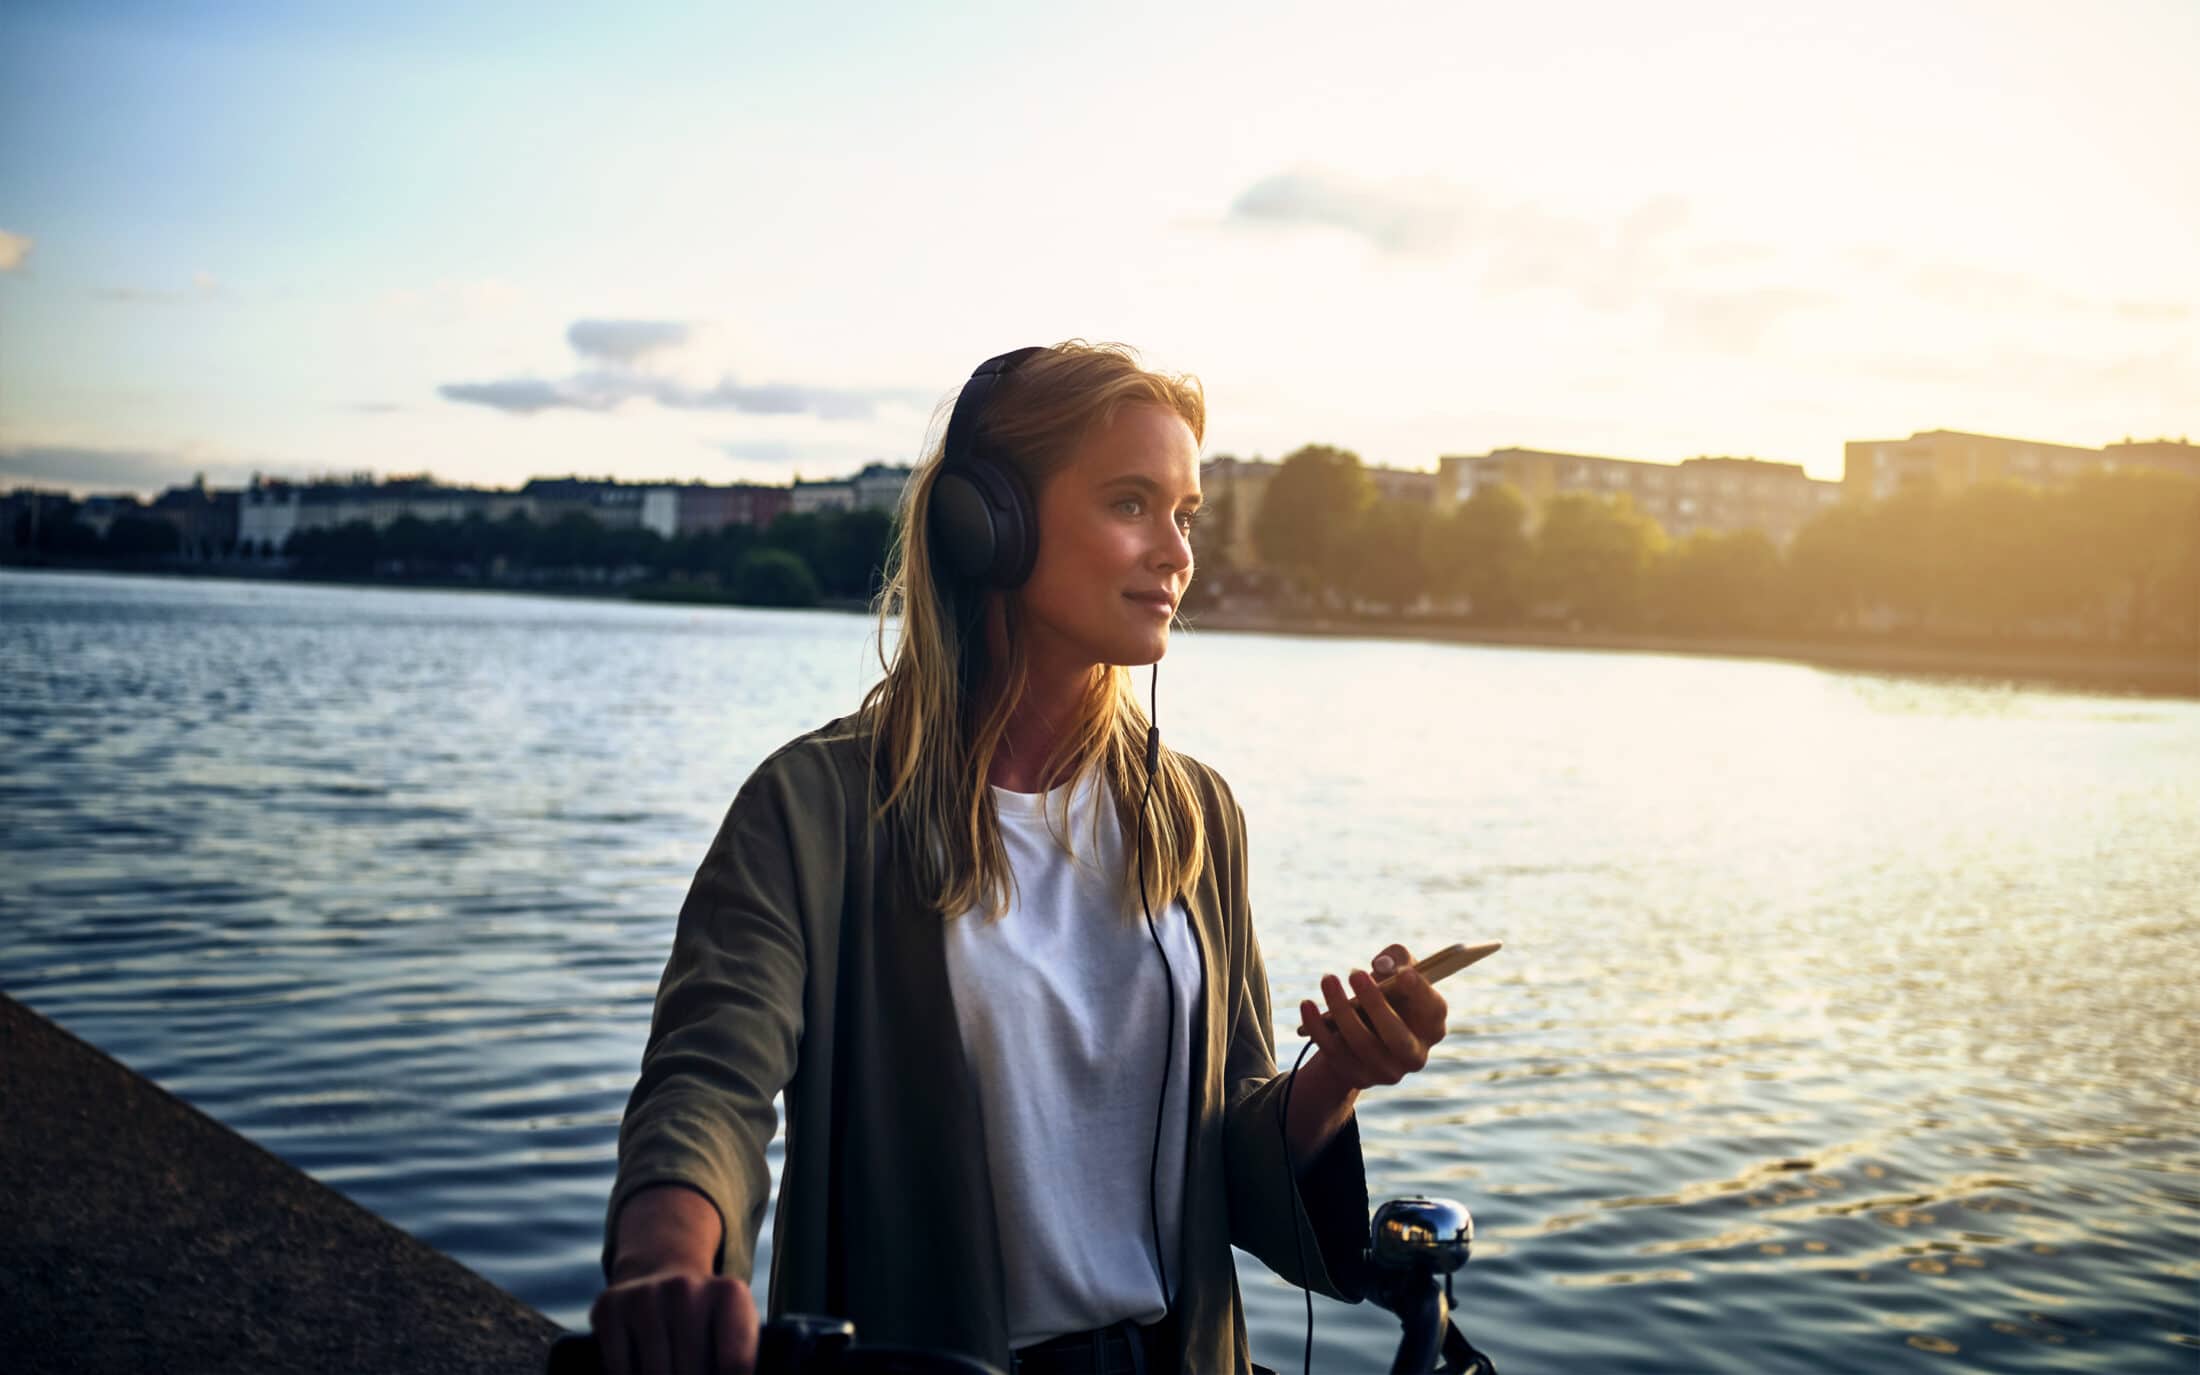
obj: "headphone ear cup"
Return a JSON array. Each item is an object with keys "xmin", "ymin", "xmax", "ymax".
[
  {"xmin": 929, "ymin": 469, "xmax": 998, "ymax": 582},
  {"xmin": 931, "ymin": 458, "xmax": 1038, "ymax": 588}
]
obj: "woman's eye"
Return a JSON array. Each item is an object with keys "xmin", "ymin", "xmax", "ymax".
[
  {"xmin": 1175, "ymin": 511, "xmax": 1199, "ymax": 533},
  {"xmin": 1115, "ymin": 497, "xmax": 1144, "ymax": 516}
]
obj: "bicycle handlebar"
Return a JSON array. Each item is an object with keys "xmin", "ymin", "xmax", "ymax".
[
  {"xmin": 550, "ymin": 1196, "xmax": 1494, "ymax": 1375},
  {"xmin": 546, "ymin": 1324, "xmax": 1010, "ymax": 1375}
]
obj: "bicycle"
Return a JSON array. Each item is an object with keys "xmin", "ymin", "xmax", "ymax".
[{"xmin": 548, "ymin": 1196, "xmax": 1499, "ymax": 1375}]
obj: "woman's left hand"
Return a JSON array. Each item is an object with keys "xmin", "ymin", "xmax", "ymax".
[{"xmin": 1297, "ymin": 943, "xmax": 1449, "ymax": 1090}]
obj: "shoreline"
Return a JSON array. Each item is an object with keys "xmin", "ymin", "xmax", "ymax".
[
  {"xmin": 1181, "ymin": 608, "xmax": 2200, "ymax": 698},
  {"xmin": 8, "ymin": 562, "xmax": 2194, "ymax": 698}
]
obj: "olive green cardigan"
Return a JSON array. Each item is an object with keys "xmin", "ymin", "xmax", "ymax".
[{"xmin": 604, "ymin": 718, "xmax": 1369, "ymax": 1373}]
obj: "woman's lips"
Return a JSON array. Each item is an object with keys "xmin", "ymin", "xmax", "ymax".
[{"xmin": 1125, "ymin": 592, "xmax": 1175, "ymax": 616}]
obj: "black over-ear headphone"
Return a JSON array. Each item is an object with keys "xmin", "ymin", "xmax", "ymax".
[{"xmin": 929, "ymin": 346, "xmax": 1047, "ymax": 588}]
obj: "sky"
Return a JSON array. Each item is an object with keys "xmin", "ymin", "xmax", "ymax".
[{"xmin": 2, "ymin": 0, "xmax": 2196, "ymax": 498}]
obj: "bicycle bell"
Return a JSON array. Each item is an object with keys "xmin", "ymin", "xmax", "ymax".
[{"xmin": 1368, "ymin": 1196, "xmax": 1473, "ymax": 1275}]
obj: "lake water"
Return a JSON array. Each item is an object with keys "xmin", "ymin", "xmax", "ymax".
[{"xmin": 3, "ymin": 568, "xmax": 2195, "ymax": 1372}]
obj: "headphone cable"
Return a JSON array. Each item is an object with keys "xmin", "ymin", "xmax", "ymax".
[
  {"xmin": 1278, "ymin": 1037, "xmax": 1316, "ymax": 1375},
  {"xmin": 1138, "ymin": 662, "xmax": 1175, "ymax": 1311}
]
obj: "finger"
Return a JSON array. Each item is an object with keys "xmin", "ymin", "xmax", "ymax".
[
  {"xmin": 1372, "ymin": 944, "xmax": 1413, "ymax": 978},
  {"xmin": 1352, "ymin": 968, "xmax": 1427, "ymax": 1071},
  {"xmin": 1323, "ymin": 972, "xmax": 1402, "ymax": 1084},
  {"xmin": 591, "ymin": 1293, "xmax": 630, "ymax": 1375},
  {"xmin": 666, "ymin": 1274, "xmax": 710, "ymax": 1375},
  {"xmin": 631, "ymin": 1283, "xmax": 673, "ymax": 1375},
  {"xmin": 711, "ymin": 1279, "xmax": 760, "ymax": 1375},
  {"xmin": 1393, "ymin": 971, "xmax": 1451, "ymax": 1043},
  {"xmin": 1299, "ymin": 997, "xmax": 1365, "ymax": 1089}
]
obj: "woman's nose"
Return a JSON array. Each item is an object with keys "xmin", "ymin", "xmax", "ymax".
[{"xmin": 1153, "ymin": 521, "xmax": 1193, "ymax": 572}]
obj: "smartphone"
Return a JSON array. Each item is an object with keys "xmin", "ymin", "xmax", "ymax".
[{"xmin": 1296, "ymin": 941, "xmax": 1501, "ymax": 1039}]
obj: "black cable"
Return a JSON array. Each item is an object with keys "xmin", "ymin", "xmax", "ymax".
[
  {"xmin": 1277, "ymin": 1037, "xmax": 1316, "ymax": 1375},
  {"xmin": 1138, "ymin": 661, "xmax": 1175, "ymax": 1309}
]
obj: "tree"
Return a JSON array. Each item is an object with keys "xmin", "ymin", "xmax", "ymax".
[
  {"xmin": 286, "ymin": 519, "xmax": 380, "ymax": 577},
  {"xmin": 1252, "ymin": 445, "xmax": 1373, "ymax": 601},
  {"xmin": 380, "ymin": 514, "xmax": 444, "ymax": 573},
  {"xmin": 815, "ymin": 507, "xmax": 895, "ymax": 599},
  {"xmin": 1937, "ymin": 481, "xmax": 2054, "ymax": 638},
  {"xmin": 1339, "ymin": 499, "xmax": 1430, "ymax": 611},
  {"xmin": 1786, "ymin": 499, "xmax": 1878, "ymax": 632},
  {"xmin": 2061, "ymin": 470, "xmax": 2200, "ymax": 647},
  {"xmin": 104, "ymin": 514, "xmax": 181, "ymax": 560},
  {"xmin": 731, "ymin": 548, "xmax": 821, "ymax": 607},
  {"xmin": 1190, "ymin": 492, "xmax": 1235, "ymax": 572},
  {"xmin": 1649, "ymin": 529, "xmax": 1784, "ymax": 636},
  {"xmin": 539, "ymin": 511, "xmax": 612, "ymax": 573},
  {"xmin": 1530, "ymin": 493, "xmax": 1666, "ymax": 629},
  {"xmin": 1859, "ymin": 484, "xmax": 1947, "ymax": 633},
  {"xmin": 1425, "ymin": 482, "xmax": 1531, "ymax": 622}
]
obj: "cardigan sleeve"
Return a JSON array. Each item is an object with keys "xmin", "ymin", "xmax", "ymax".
[
  {"xmin": 600, "ymin": 741, "xmax": 842, "ymax": 1285},
  {"xmin": 1209, "ymin": 773, "xmax": 1371, "ymax": 1304}
]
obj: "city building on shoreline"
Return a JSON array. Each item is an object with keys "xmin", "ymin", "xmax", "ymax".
[
  {"xmin": 1841, "ymin": 431, "xmax": 2199, "ymax": 500},
  {"xmin": 1199, "ymin": 455, "xmax": 1437, "ymax": 572},
  {"xmin": 240, "ymin": 475, "xmax": 532, "ymax": 557},
  {"xmin": 237, "ymin": 471, "xmax": 825, "ymax": 557},
  {"xmin": 653, "ymin": 482, "xmax": 791, "ymax": 537},
  {"xmin": 1436, "ymin": 448, "xmax": 1843, "ymax": 547},
  {"xmin": 790, "ymin": 462, "xmax": 912, "ymax": 516}
]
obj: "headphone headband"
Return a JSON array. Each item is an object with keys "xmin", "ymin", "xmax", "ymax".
[{"xmin": 940, "ymin": 346, "xmax": 1044, "ymax": 474}]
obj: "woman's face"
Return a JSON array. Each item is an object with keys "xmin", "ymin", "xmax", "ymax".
[{"xmin": 1014, "ymin": 402, "xmax": 1201, "ymax": 673}]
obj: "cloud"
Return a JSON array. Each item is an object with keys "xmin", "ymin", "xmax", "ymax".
[
  {"xmin": 1223, "ymin": 168, "xmax": 1472, "ymax": 257},
  {"xmin": 2112, "ymin": 300, "xmax": 2192, "ymax": 324},
  {"xmin": 1657, "ymin": 286, "xmax": 1831, "ymax": 353},
  {"xmin": 0, "ymin": 444, "xmax": 259, "ymax": 493},
  {"xmin": 438, "ymin": 370, "xmax": 915, "ymax": 419},
  {"xmin": 91, "ymin": 272, "xmax": 229, "ymax": 304},
  {"xmin": 1217, "ymin": 171, "xmax": 1843, "ymax": 353},
  {"xmin": 721, "ymin": 440, "xmax": 795, "ymax": 464},
  {"xmin": 567, "ymin": 319, "xmax": 694, "ymax": 364},
  {"xmin": 438, "ymin": 378, "xmax": 587, "ymax": 415},
  {"xmin": 442, "ymin": 322, "xmax": 929, "ymax": 421},
  {"xmin": 1856, "ymin": 343, "xmax": 2198, "ymax": 400},
  {"xmin": 1887, "ymin": 256, "xmax": 2192, "ymax": 327},
  {"xmin": 0, "ymin": 231, "xmax": 31, "ymax": 273}
]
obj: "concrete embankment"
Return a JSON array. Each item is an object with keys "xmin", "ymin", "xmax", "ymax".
[{"xmin": 1, "ymin": 992, "xmax": 564, "ymax": 1374}]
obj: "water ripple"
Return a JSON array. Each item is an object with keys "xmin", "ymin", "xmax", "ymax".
[{"xmin": 4, "ymin": 570, "xmax": 2197, "ymax": 1373}]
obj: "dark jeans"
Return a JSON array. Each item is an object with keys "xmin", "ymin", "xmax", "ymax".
[{"xmin": 1010, "ymin": 1311, "xmax": 1178, "ymax": 1375}]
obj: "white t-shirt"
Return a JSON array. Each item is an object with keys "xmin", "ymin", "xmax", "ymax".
[{"xmin": 941, "ymin": 768, "xmax": 1205, "ymax": 1349}]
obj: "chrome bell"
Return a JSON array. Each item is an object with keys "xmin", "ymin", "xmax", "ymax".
[{"xmin": 1369, "ymin": 1196, "xmax": 1473, "ymax": 1275}]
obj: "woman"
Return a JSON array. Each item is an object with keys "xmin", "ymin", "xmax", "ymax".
[{"xmin": 591, "ymin": 341, "xmax": 1451, "ymax": 1375}]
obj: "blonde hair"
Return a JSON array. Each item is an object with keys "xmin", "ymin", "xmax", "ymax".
[{"xmin": 860, "ymin": 340, "xmax": 1209, "ymax": 922}]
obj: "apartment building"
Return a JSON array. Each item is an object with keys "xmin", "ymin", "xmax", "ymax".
[
  {"xmin": 664, "ymin": 482, "xmax": 792, "ymax": 536},
  {"xmin": 1198, "ymin": 455, "xmax": 1279, "ymax": 569},
  {"xmin": 1840, "ymin": 430, "xmax": 2109, "ymax": 502},
  {"xmin": 2103, "ymin": 437, "xmax": 2200, "ymax": 481},
  {"xmin": 791, "ymin": 462, "xmax": 913, "ymax": 517},
  {"xmin": 1196, "ymin": 455, "xmax": 1436, "ymax": 570},
  {"xmin": 1437, "ymin": 447, "xmax": 1842, "ymax": 546}
]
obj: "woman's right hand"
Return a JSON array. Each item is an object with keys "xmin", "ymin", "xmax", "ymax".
[
  {"xmin": 590, "ymin": 1264, "xmax": 759, "ymax": 1375},
  {"xmin": 595, "ymin": 1184, "xmax": 752, "ymax": 1373}
]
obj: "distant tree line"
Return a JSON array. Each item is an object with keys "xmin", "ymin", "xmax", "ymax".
[
  {"xmin": 286, "ymin": 507, "xmax": 896, "ymax": 607},
  {"xmin": 7, "ymin": 508, "xmax": 191, "ymax": 561},
  {"xmin": 16, "ymin": 453, "xmax": 2196, "ymax": 649},
  {"xmin": 1199, "ymin": 445, "xmax": 2200, "ymax": 650},
  {"xmin": 7, "ymin": 501, "xmax": 897, "ymax": 610}
]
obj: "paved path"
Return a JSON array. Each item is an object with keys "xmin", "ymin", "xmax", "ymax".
[{"xmin": 1, "ymin": 991, "xmax": 566, "ymax": 1374}]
